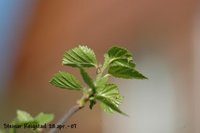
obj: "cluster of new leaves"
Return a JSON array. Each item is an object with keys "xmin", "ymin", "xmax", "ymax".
[
  {"xmin": 50, "ymin": 45, "xmax": 147, "ymax": 115},
  {"xmin": 0, "ymin": 110, "xmax": 54, "ymax": 133}
]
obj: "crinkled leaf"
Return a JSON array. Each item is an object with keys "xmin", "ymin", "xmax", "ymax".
[
  {"xmin": 96, "ymin": 96, "xmax": 127, "ymax": 115},
  {"xmin": 110, "ymin": 59, "xmax": 135, "ymax": 68},
  {"xmin": 80, "ymin": 68, "xmax": 96, "ymax": 93},
  {"xmin": 17, "ymin": 110, "xmax": 34, "ymax": 122},
  {"xmin": 108, "ymin": 64, "xmax": 147, "ymax": 79},
  {"xmin": 63, "ymin": 45, "xmax": 97, "ymax": 67},
  {"xmin": 50, "ymin": 71, "xmax": 82, "ymax": 90},
  {"xmin": 105, "ymin": 46, "xmax": 141, "ymax": 79},
  {"xmin": 94, "ymin": 74, "xmax": 109, "ymax": 88},
  {"xmin": 102, "ymin": 47, "xmax": 134, "ymax": 74},
  {"xmin": 96, "ymin": 84, "xmax": 123, "ymax": 109},
  {"xmin": 108, "ymin": 52, "xmax": 146, "ymax": 79},
  {"xmin": 107, "ymin": 46, "xmax": 133, "ymax": 62},
  {"xmin": 35, "ymin": 113, "xmax": 54, "ymax": 125},
  {"xmin": 96, "ymin": 84, "xmax": 126, "ymax": 115}
]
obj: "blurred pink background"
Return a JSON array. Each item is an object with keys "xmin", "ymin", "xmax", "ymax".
[{"xmin": 0, "ymin": 0, "xmax": 200, "ymax": 133}]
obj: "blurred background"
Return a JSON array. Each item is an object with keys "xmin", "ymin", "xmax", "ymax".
[{"xmin": 0, "ymin": 0, "xmax": 200, "ymax": 133}]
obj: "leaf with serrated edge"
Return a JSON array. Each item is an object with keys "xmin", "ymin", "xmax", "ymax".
[
  {"xmin": 96, "ymin": 96, "xmax": 127, "ymax": 116},
  {"xmin": 105, "ymin": 47, "xmax": 147, "ymax": 79},
  {"xmin": 108, "ymin": 46, "xmax": 133, "ymax": 60},
  {"xmin": 62, "ymin": 45, "xmax": 97, "ymax": 67},
  {"xmin": 50, "ymin": 71, "xmax": 82, "ymax": 90},
  {"xmin": 109, "ymin": 65, "xmax": 147, "ymax": 79},
  {"xmin": 96, "ymin": 84, "xmax": 126, "ymax": 115}
]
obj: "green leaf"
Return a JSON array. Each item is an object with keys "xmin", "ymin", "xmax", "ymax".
[
  {"xmin": 50, "ymin": 71, "xmax": 82, "ymax": 90},
  {"xmin": 96, "ymin": 96, "xmax": 127, "ymax": 115},
  {"xmin": 110, "ymin": 59, "xmax": 135, "ymax": 68},
  {"xmin": 35, "ymin": 113, "xmax": 54, "ymax": 125},
  {"xmin": 105, "ymin": 46, "xmax": 147, "ymax": 79},
  {"xmin": 94, "ymin": 74, "xmax": 109, "ymax": 88},
  {"xmin": 105, "ymin": 46, "xmax": 135, "ymax": 79},
  {"xmin": 107, "ymin": 46, "xmax": 133, "ymax": 63},
  {"xmin": 80, "ymin": 68, "xmax": 96, "ymax": 93},
  {"xmin": 108, "ymin": 64, "xmax": 147, "ymax": 79},
  {"xmin": 130, "ymin": 69, "xmax": 148, "ymax": 79},
  {"xmin": 17, "ymin": 110, "xmax": 34, "ymax": 122},
  {"xmin": 96, "ymin": 84, "xmax": 126, "ymax": 115},
  {"xmin": 63, "ymin": 45, "xmax": 97, "ymax": 68}
]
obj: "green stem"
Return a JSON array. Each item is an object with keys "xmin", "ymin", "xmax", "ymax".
[{"xmin": 96, "ymin": 60, "xmax": 109, "ymax": 80}]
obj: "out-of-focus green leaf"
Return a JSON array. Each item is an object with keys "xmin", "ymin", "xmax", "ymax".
[
  {"xmin": 63, "ymin": 45, "xmax": 97, "ymax": 68},
  {"xmin": 17, "ymin": 110, "xmax": 34, "ymax": 122},
  {"xmin": 15, "ymin": 110, "xmax": 54, "ymax": 133},
  {"xmin": 96, "ymin": 84, "xmax": 126, "ymax": 115},
  {"xmin": 35, "ymin": 113, "xmax": 54, "ymax": 125},
  {"xmin": 50, "ymin": 71, "xmax": 82, "ymax": 90}
]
